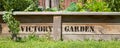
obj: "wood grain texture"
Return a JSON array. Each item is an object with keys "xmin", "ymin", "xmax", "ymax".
[
  {"xmin": 63, "ymin": 34, "xmax": 120, "ymax": 40},
  {"xmin": 0, "ymin": 24, "xmax": 1, "ymax": 34},
  {"xmin": 0, "ymin": 12, "xmax": 120, "ymax": 15},
  {"xmin": 45, "ymin": 0, "xmax": 50, "ymax": 9},
  {"xmin": 51, "ymin": 0, "xmax": 59, "ymax": 9},
  {"xmin": 53, "ymin": 16, "xmax": 62, "ymax": 40},
  {"xmin": 0, "ymin": 13, "xmax": 120, "ymax": 40}
]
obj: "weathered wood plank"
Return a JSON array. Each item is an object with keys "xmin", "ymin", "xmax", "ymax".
[
  {"xmin": 0, "ymin": 12, "xmax": 120, "ymax": 15},
  {"xmin": 12, "ymin": 12, "xmax": 120, "ymax": 15},
  {"xmin": 1, "ymin": 12, "xmax": 120, "ymax": 40},
  {"xmin": 63, "ymin": 34, "xmax": 120, "ymax": 40},
  {"xmin": 45, "ymin": 0, "xmax": 50, "ymax": 9},
  {"xmin": 2, "ymin": 23, "xmax": 120, "ymax": 34},
  {"xmin": 0, "ymin": 24, "xmax": 1, "ymax": 34},
  {"xmin": 51, "ymin": 0, "xmax": 59, "ymax": 9},
  {"xmin": 53, "ymin": 16, "xmax": 62, "ymax": 41}
]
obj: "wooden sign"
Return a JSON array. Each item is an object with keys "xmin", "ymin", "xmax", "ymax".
[
  {"xmin": 0, "ymin": 24, "xmax": 1, "ymax": 33},
  {"xmin": 1, "ymin": 23, "xmax": 120, "ymax": 34},
  {"xmin": 63, "ymin": 23, "xmax": 120, "ymax": 34},
  {"xmin": 0, "ymin": 12, "xmax": 120, "ymax": 40},
  {"xmin": 1, "ymin": 23, "xmax": 52, "ymax": 34}
]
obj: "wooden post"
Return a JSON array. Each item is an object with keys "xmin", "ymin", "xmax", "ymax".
[
  {"xmin": 45, "ymin": 0, "xmax": 50, "ymax": 9},
  {"xmin": 51, "ymin": 0, "xmax": 59, "ymax": 9},
  {"xmin": 0, "ymin": 24, "xmax": 1, "ymax": 34},
  {"xmin": 53, "ymin": 16, "xmax": 62, "ymax": 41}
]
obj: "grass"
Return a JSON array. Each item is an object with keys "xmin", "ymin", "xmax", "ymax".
[{"xmin": 0, "ymin": 37, "xmax": 120, "ymax": 48}]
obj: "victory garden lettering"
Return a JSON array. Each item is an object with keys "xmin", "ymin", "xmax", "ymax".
[
  {"xmin": 64, "ymin": 26, "xmax": 95, "ymax": 32},
  {"xmin": 20, "ymin": 25, "xmax": 95, "ymax": 32},
  {"xmin": 21, "ymin": 26, "xmax": 53, "ymax": 32}
]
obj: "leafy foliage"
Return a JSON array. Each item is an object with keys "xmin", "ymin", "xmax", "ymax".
[
  {"xmin": 45, "ymin": 7, "xmax": 59, "ymax": 12},
  {"xmin": 24, "ymin": 0, "xmax": 41, "ymax": 11},
  {"xmin": 105, "ymin": 0, "xmax": 120, "ymax": 12},
  {"xmin": 66, "ymin": 2, "xmax": 79, "ymax": 12},
  {"xmin": 85, "ymin": 0, "xmax": 111, "ymax": 12},
  {"xmin": 0, "ymin": 0, "xmax": 39, "ymax": 11},
  {"xmin": 2, "ymin": 11, "xmax": 20, "ymax": 41},
  {"xmin": 66, "ymin": 0, "xmax": 111, "ymax": 12},
  {"xmin": 0, "ymin": 1, "xmax": 4, "ymax": 11},
  {"xmin": 1, "ymin": 0, "xmax": 119, "ymax": 12},
  {"xmin": 3, "ymin": 11, "xmax": 20, "ymax": 35},
  {"xmin": 1, "ymin": 0, "xmax": 41, "ymax": 41}
]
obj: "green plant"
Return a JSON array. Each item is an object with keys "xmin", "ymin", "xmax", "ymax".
[
  {"xmin": 66, "ymin": 0, "xmax": 111, "ymax": 12},
  {"xmin": 0, "ymin": 1, "xmax": 4, "ymax": 11},
  {"xmin": 60, "ymin": 0, "xmax": 64, "ymax": 2},
  {"xmin": 24, "ymin": 0, "xmax": 41, "ymax": 11},
  {"xmin": 44, "ymin": 32, "xmax": 52, "ymax": 41},
  {"xmin": 25, "ymin": 32, "xmax": 52, "ymax": 42},
  {"xmin": 26, "ymin": 32, "xmax": 40, "ymax": 41},
  {"xmin": 76, "ymin": 3, "xmax": 86, "ymax": 12},
  {"xmin": 0, "ymin": 0, "xmax": 39, "ymax": 11},
  {"xmin": 2, "ymin": 11, "xmax": 20, "ymax": 41},
  {"xmin": 65, "ymin": 2, "xmax": 79, "ymax": 12},
  {"xmin": 85, "ymin": 0, "xmax": 111, "ymax": 12},
  {"xmin": 45, "ymin": 8, "xmax": 59, "ymax": 12},
  {"xmin": 105, "ymin": 0, "xmax": 120, "ymax": 12}
]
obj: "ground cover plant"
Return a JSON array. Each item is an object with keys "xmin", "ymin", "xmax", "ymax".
[{"xmin": 0, "ymin": 37, "xmax": 120, "ymax": 48}]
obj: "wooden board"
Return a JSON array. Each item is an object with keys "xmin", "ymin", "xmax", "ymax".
[
  {"xmin": 63, "ymin": 23, "xmax": 120, "ymax": 34},
  {"xmin": 63, "ymin": 34, "xmax": 120, "ymax": 40},
  {"xmin": 1, "ymin": 23, "xmax": 120, "ymax": 34},
  {"xmin": 0, "ymin": 14, "xmax": 120, "ymax": 40},
  {"xmin": 1, "ymin": 23, "xmax": 52, "ymax": 34},
  {"xmin": 0, "ymin": 24, "xmax": 1, "ymax": 34}
]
